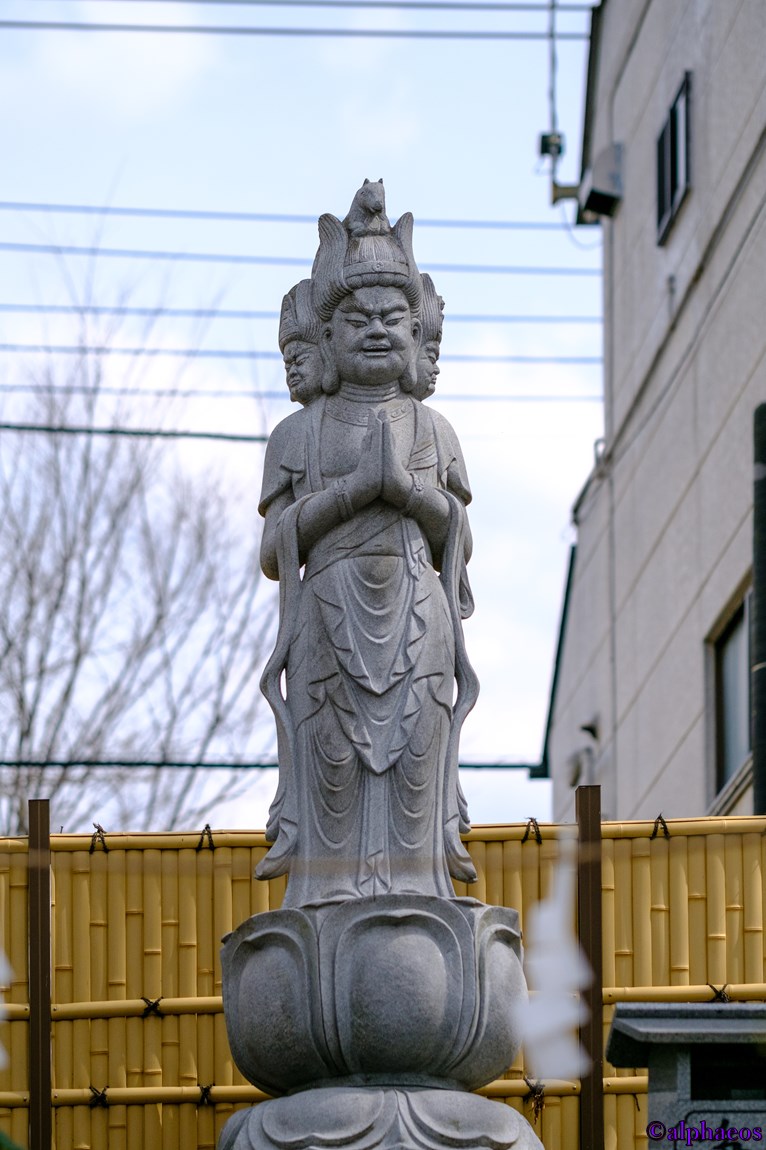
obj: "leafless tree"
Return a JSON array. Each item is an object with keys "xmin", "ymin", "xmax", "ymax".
[{"xmin": 0, "ymin": 335, "xmax": 276, "ymax": 835}]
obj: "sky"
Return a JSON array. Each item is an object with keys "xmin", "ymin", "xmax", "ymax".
[{"xmin": 0, "ymin": 0, "xmax": 603, "ymax": 827}]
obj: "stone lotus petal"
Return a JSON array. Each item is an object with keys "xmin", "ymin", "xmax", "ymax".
[{"xmin": 222, "ymin": 896, "xmax": 526, "ymax": 1096}]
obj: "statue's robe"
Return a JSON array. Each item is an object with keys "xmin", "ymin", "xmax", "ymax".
[{"xmin": 258, "ymin": 394, "xmax": 477, "ymax": 907}]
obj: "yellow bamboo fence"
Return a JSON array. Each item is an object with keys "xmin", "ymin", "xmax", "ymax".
[{"xmin": 0, "ymin": 803, "xmax": 765, "ymax": 1150}]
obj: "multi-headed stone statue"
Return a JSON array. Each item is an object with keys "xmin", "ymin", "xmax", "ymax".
[{"xmin": 220, "ymin": 181, "xmax": 543, "ymax": 1150}]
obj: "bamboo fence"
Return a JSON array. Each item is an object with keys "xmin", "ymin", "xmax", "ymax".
[{"xmin": 0, "ymin": 811, "xmax": 764, "ymax": 1149}]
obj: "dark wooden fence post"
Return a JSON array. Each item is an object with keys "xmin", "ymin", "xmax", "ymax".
[
  {"xmin": 28, "ymin": 799, "xmax": 52, "ymax": 1150},
  {"xmin": 576, "ymin": 784, "xmax": 604, "ymax": 1150}
]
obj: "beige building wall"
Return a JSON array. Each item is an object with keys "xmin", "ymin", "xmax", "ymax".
[{"xmin": 550, "ymin": 0, "xmax": 766, "ymax": 822}]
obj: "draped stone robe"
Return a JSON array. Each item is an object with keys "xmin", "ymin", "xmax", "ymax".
[{"xmin": 257, "ymin": 393, "xmax": 477, "ymax": 908}]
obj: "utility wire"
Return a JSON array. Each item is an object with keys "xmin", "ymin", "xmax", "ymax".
[
  {"xmin": 0, "ymin": 387, "xmax": 601, "ymax": 403},
  {"xmin": 0, "ymin": 303, "xmax": 602, "ymax": 324},
  {"xmin": 0, "ymin": 20, "xmax": 589, "ymax": 38},
  {"xmin": 0, "ymin": 421, "xmax": 268, "ymax": 443},
  {"xmin": 0, "ymin": 342, "xmax": 602, "ymax": 365},
  {"xmin": 0, "ymin": 241, "xmax": 601, "ymax": 277},
  {"xmin": 25, "ymin": 1, "xmax": 593, "ymax": 10},
  {"xmin": 0, "ymin": 199, "xmax": 584, "ymax": 232}
]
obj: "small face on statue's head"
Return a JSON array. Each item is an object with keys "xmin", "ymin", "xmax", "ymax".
[
  {"xmin": 415, "ymin": 339, "xmax": 441, "ymax": 400},
  {"xmin": 324, "ymin": 286, "xmax": 421, "ymax": 390},
  {"xmin": 283, "ymin": 339, "xmax": 323, "ymax": 405}
]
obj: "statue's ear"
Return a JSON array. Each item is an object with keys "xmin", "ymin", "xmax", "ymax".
[
  {"xmin": 363, "ymin": 178, "xmax": 370, "ymax": 186},
  {"xmin": 319, "ymin": 325, "xmax": 340, "ymax": 394}
]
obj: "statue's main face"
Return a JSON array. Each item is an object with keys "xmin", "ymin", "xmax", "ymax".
[
  {"xmin": 283, "ymin": 339, "xmax": 323, "ymax": 404},
  {"xmin": 328, "ymin": 286, "xmax": 419, "ymax": 387}
]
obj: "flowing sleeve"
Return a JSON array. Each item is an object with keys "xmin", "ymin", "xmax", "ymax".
[{"xmin": 258, "ymin": 410, "xmax": 307, "ymax": 517}]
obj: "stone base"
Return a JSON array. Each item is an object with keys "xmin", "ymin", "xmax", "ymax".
[{"xmin": 218, "ymin": 1087, "xmax": 544, "ymax": 1150}]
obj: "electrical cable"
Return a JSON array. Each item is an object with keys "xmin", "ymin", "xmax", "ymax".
[
  {"xmin": 0, "ymin": 199, "xmax": 588, "ymax": 232},
  {"xmin": 23, "ymin": 0, "xmax": 593, "ymax": 10},
  {"xmin": 0, "ymin": 385, "xmax": 602, "ymax": 403},
  {"xmin": 0, "ymin": 19, "xmax": 589, "ymax": 38},
  {"xmin": 0, "ymin": 342, "xmax": 602, "ymax": 364},
  {"xmin": 0, "ymin": 303, "xmax": 602, "ymax": 323},
  {"xmin": 0, "ymin": 241, "xmax": 601, "ymax": 276},
  {"xmin": 0, "ymin": 421, "xmax": 268, "ymax": 443}
]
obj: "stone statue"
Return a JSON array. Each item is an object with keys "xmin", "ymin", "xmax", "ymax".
[
  {"xmin": 220, "ymin": 183, "xmax": 543, "ymax": 1150},
  {"xmin": 257, "ymin": 190, "xmax": 477, "ymax": 908}
]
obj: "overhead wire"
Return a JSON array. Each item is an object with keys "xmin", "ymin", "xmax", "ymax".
[
  {"xmin": 0, "ymin": 20, "xmax": 589, "ymax": 38},
  {"xmin": 0, "ymin": 241, "xmax": 601, "ymax": 276},
  {"xmin": 23, "ymin": 0, "xmax": 593, "ymax": 10},
  {"xmin": 0, "ymin": 303, "xmax": 602, "ymax": 323},
  {"xmin": 0, "ymin": 199, "xmax": 588, "ymax": 232},
  {"xmin": 0, "ymin": 342, "xmax": 601, "ymax": 365}
]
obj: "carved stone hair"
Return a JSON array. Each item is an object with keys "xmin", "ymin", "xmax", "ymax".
[
  {"xmin": 419, "ymin": 273, "xmax": 445, "ymax": 344},
  {"xmin": 278, "ymin": 279, "xmax": 321, "ymax": 352},
  {"xmin": 311, "ymin": 181, "xmax": 422, "ymax": 321}
]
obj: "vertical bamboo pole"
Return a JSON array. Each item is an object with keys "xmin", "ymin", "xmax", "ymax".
[
  {"xmin": 742, "ymin": 832, "xmax": 763, "ymax": 982},
  {"xmin": 470, "ymin": 840, "xmax": 488, "ymax": 904},
  {"xmin": 613, "ymin": 839, "xmax": 633, "ymax": 990},
  {"xmin": 126, "ymin": 847, "xmax": 144, "ymax": 1150},
  {"xmin": 520, "ymin": 835, "xmax": 539, "ymax": 939},
  {"xmin": 502, "ymin": 836, "xmax": 523, "ymax": 1079},
  {"xmin": 90, "ymin": 847, "xmax": 109, "ymax": 1150},
  {"xmin": 143, "ymin": 849, "xmax": 163, "ymax": 1148},
  {"xmin": 576, "ymin": 785, "xmax": 603, "ymax": 1150},
  {"xmin": 649, "ymin": 836, "xmax": 669, "ymax": 986},
  {"xmin": 668, "ymin": 836, "xmax": 689, "ymax": 986},
  {"xmin": 71, "ymin": 841, "xmax": 92, "ymax": 1150},
  {"xmin": 705, "ymin": 833, "xmax": 727, "ymax": 985},
  {"xmin": 540, "ymin": 1094, "xmax": 560, "ymax": 1150},
  {"xmin": 601, "ymin": 839, "xmax": 616, "ymax": 990},
  {"xmin": 213, "ymin": 847, "xmax": 234, "ymax": 1106},
  {"xmin": 631, "ymin": 837, "xmax": 652, "ymax": 988},
  {"xmin": 724, "ymin": 833, "xmax": 744, "ymax": 984},
  {"xmin": 196, "ymin": 847, "xmax": 217, "ymax": 1150},
  {"xmin": 161, "ymin": 849, "xmax": 180, "ymax": 1150},
  {"xmin": 53, "ymin": 847, "xmax": 74, "ymax": 1150},
  {"xmin": 178, "ymin": 847, "xmax": 198, "ymax": 1150},
  {"xmin": 107, "ymin": 849, "xmax": 128, "ymax": 1150},
  {"xmin": 9, "ymin": 843, "xmax": 28, "ymax": 1146},
  {"xmin": 603, "ymin": 1094, "xmax": 617, "ymax": 1150},
  {"xmin": 687, "ymin": 834, "xmax": 707, "ymax": 985},
  {"xmin": 28, "ymin": 800, "xmax": 52, "ymax": 1150},
  {"xmin": 560, "ymin": 1095, "xmax": 579, "ymax": 1150},
  {"xmin": 0, "ymin": 845, "xmax": 11, "ymax": 1137},
  {"xmin": 269, "ymin": 871, "xmax": 287, "ymax": 911}
]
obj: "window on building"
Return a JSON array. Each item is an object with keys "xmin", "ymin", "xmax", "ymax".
[
  {"xmin": 714, "ymin": 595, "xmax": 751, "ymax": 792},
  {"xmin": 657, "ymin": 72, "xmax": 691, "ymax": 245}
]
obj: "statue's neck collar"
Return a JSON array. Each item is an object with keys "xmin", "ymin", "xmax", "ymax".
[{"xmin": 337, "ymin": 382, "xmax": 400, "ymax": 403}]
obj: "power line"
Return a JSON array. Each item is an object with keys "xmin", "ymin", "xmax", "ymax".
[
  {"xmin": 0, "ymin": 241, "xmax": 601, "ymax": 277},
  {"xmin": 0, "ymin": 384, "xmax": 602, "ymax": 403},
  {"xmin": 0, "ymin": 19, "xmax": 589, "ymax": 38},
  {"xmin": 0, "ymin": 342, "xmax": 602, "ymax": 365},
  {"xmin": 26, "ymin": 1, "xmax": 593, "ymax": 10},
  {"xmin": 0, "ymin": 303, "xmax": 602, "ymax": 324},
  {"xmin": 0, "ymin": 421, "xmax": 268, "ymax": 443},
  {"xmin": 0, "ymin": 199, "xmax": 583, "ymax": 232}
]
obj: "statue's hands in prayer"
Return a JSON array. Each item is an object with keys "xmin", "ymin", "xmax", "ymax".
[
  {"xmin": 346, "ymin": 407, "xmax": 384, "ymax": 510},
  {"xmin": 380, "ymin": 411, "xmax": 414, "ymax": 509}
]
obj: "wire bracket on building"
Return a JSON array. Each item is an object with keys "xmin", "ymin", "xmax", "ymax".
[
  {"xmin": 522, "ymin": 817, "xmax": 543, "ymax": 844},
  {"xmin": 89, "ymin": 823, "xmax": 109, "ymax": 854},
  {"xmin": 141, "ymin": 996, "xmax": 164, "ymax": 1018},
  {"xmin": 650, "ymin": 813, "xmax": 670, "ymax": 840},
  {"xmin": 196, "ymin": 824, "xmax": 216, "ymax": 852}
]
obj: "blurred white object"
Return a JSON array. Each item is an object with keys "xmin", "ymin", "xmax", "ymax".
[
  {"xmin": 0, "ymin": 947, "xmax": 11, "ymax": 1070},
  {"xmin": 517, "ymin": 832, "xmax": 591, "ymax": 1080}
]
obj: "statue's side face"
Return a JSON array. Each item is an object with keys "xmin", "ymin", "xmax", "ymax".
[
  {"xmin": 415, "ymin": 339, "xmax": 441, "ymax": 400},
  {"xmin": 327, "ymin": 286, "xmax": 419, "ymax": 388},
  {"xmin": 283, "ymin": 339, "xmax": 323, "ymax": 404}
]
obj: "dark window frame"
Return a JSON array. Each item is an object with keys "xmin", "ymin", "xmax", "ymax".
[
  {"xmin": 714, "ymin": 591, "xmax": 752, "ymax": 795},
  {"xmin": 657, "ymin": 72, "xmax": 692, "ymax": 245}
]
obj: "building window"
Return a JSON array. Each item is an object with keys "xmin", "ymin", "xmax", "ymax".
[
  {"xmin": 714, "ymin": 595, "xmax": 751, "ymax": 792},
  {"xmin": 657, "ymin": 72, "xmax": 691, "ymax": 245}
]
